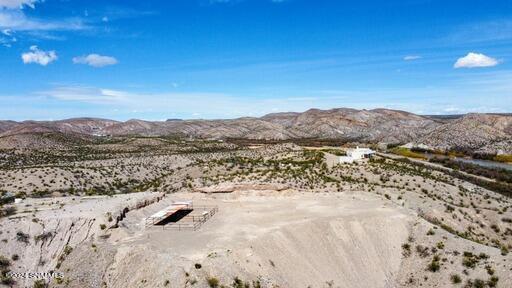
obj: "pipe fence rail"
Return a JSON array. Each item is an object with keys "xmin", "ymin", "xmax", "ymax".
[{"xmin": 147, "ymin": 205, "xmax": 219, "ymax": 231}]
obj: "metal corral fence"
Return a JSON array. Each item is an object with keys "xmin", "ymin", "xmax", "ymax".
[{"xmin": 162, "ymin": 205, "xmax": 219, "ymax": 231}]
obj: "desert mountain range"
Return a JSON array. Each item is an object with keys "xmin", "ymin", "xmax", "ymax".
[{"xmin": 0, "ymin": 108, "xmax": 511, "ymax": 153}]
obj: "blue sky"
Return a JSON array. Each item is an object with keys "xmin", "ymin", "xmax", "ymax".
[{"xmin": 1, "ymin": 0, "xmax": 511, "ymax": 120}]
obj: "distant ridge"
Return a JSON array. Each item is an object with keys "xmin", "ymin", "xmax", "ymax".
[
  {"xmin": 0, "ymin": 108, "xmax": 511, "ymax": 153},
  {"xmin": 424, "ymin": 113, "xmax": 512, "ymax": 121}
]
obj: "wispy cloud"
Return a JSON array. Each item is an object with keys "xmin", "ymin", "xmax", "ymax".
[
  {"xmin": 444, "ymin": 19, "xmax": 512, "ymax": 44},
  {"xmin": 25, "ymin": 69, "xmax": 512, "ymax": 120},
  {"xmin": 0, "ymin": 0, "xmax": 38, "ymax": 9},
  {"xmin": 403, "ymin": 55, "xmax": 422, "ymax": 61},
  {"xmin": 72, "ymin": 54, "xmax": 118, "ymax": 67},
  {"xmin": 0, "ymin": 27, "xmax": 16, "ymax": 46},
  {"xmin": 37, "ymin": 86, "xmax": 127, "ymax": 103},
  {"xmin": 453, "ymin": 52, "xmax": 499, "ymax": 68},
  {"xmin": 0, "ymin": 0, "xmax": 95, "ymax": 46},
  {"xmin": 0, "ymin": 10, "xmax": 88, "ymax": 31}
]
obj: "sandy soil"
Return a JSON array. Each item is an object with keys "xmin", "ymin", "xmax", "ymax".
[{"xmin": 52, "ymin": 190, "xmax": 404, "ymax": 288}]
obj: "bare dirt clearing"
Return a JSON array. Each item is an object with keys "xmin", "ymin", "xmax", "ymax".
[{"xmin": 116, "ymin": 192, "xmax": 410, "ymax": 287}]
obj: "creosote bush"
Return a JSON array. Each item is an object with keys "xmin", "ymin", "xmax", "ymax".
[{"xmin": 206, "ymin": 276, "xmax": 219, "ymax": 288}]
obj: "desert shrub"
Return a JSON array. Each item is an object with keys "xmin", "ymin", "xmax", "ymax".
[
  {"xmin": 1, "ymin": 275, "xmax": 15, "ymax": 285},
  {"xmin": 33, "ymin": 279, "xmax": 48, "ymax": 288},
  {"xmin": 0, "ymin": 193, "xmax": 14, "ymax": 205},
  {"xmin": 0, "ymin": 255, "xmax": 10, "ymax": 268},
  {"xmin": 0, "ymin": 206, "xmax": 16, "ymax": 218},
  {"xmin": 415, "ymin": 245, "xmax": 430, "ymax": 258},
  {"xmin": 56, "ymin": 245, "xmax": 73, "ymax": 269},
  {"xmin": 462, "ymin": 252, "xmax": 480, "ymax": 268},
  {"xmin": 206, "ymin": 276, "xmax": 219, "ymax": 288},
  {"xmin": 63, "ymin": 245, "xmax": 73, "ymax": 256},
  {"xmin": 232, "ymin": 277, "xmax": 249, "ymax": 288},
  {"xmin": 478, "ymin": 253, "xmax": 489, "ymax": 260},
  {"xmin": 484, "ymin": 265, "xmax": 495, "ymax": 276},
  {"xmin": 401, "ymin": 243, "xmax": 411, "ymax": 257},
  {"xmin": 450, "ymin": 274, "xmax": 461, "ymax": 284},
  {"xmin": 427, "ymin": 255, "xmax": 441, "ymax": 272},
  {"xmin": 472, "ymin": 279, "xmax": 485, "ymax": 288},
  {"xmin": 16, "ymin": 231, "xmax": 29, "ymax": 243},
  {"xmin": 487, "ymin": 276, "xmax": 499, "ymax": 287},
  {"xmin": 34, "ymin": 231, "xmax": 53, "ymax": 242}
]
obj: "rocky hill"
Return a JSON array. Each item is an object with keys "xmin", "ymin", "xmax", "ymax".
[
  {"xmin": 0, "ymin": 108, "xmax": 511, "ymax": 153},
  {"xmin": 261, "ymin": 108, "xmax": 437, "ymax": 142},
  {"xmin": 416, "ymin": 113, "xmax": 512, "ymax": 153},
  {"xmin": 0, "ymin": 121, "xmax": 18, "ymax": 134}
]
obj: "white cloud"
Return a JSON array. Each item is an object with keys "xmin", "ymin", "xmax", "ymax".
[
  {"xmin": 442, "ymin": 107, "xmax": 462, "ymax": 113},
  {"xmin": 0, "ymin": 0, "xmax": 38, "ymax": 9},
  {"xmin": 0, "ymin": 28, "xmax": 16, "ymax": 47},
  {"xmin": 403, "ymin": 55, "xmax": 421, "ymax": 61},
  {"xmin": 454, "ymin": 52, "xmax": 499, "ymax": 68},
  {"xmin": 72, "ymin": 54, "xmax": 118, "ymax": 67},
  {"xmin": 21, "ymin": 45, "xmax": 57, "ymax": 65},
  {"xmin": 38, "ymin": 86, "xmax": 127, "ymax": 103}
]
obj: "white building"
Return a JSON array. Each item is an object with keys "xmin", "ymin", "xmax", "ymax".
[{"xmin": 339, "ymin": 147, "xmax": 376, "ymax": 163}]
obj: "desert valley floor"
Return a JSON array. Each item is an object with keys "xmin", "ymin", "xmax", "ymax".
[{"xmin": 0, "ymin": 138, "xmax": 511, "ymax": 288}]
